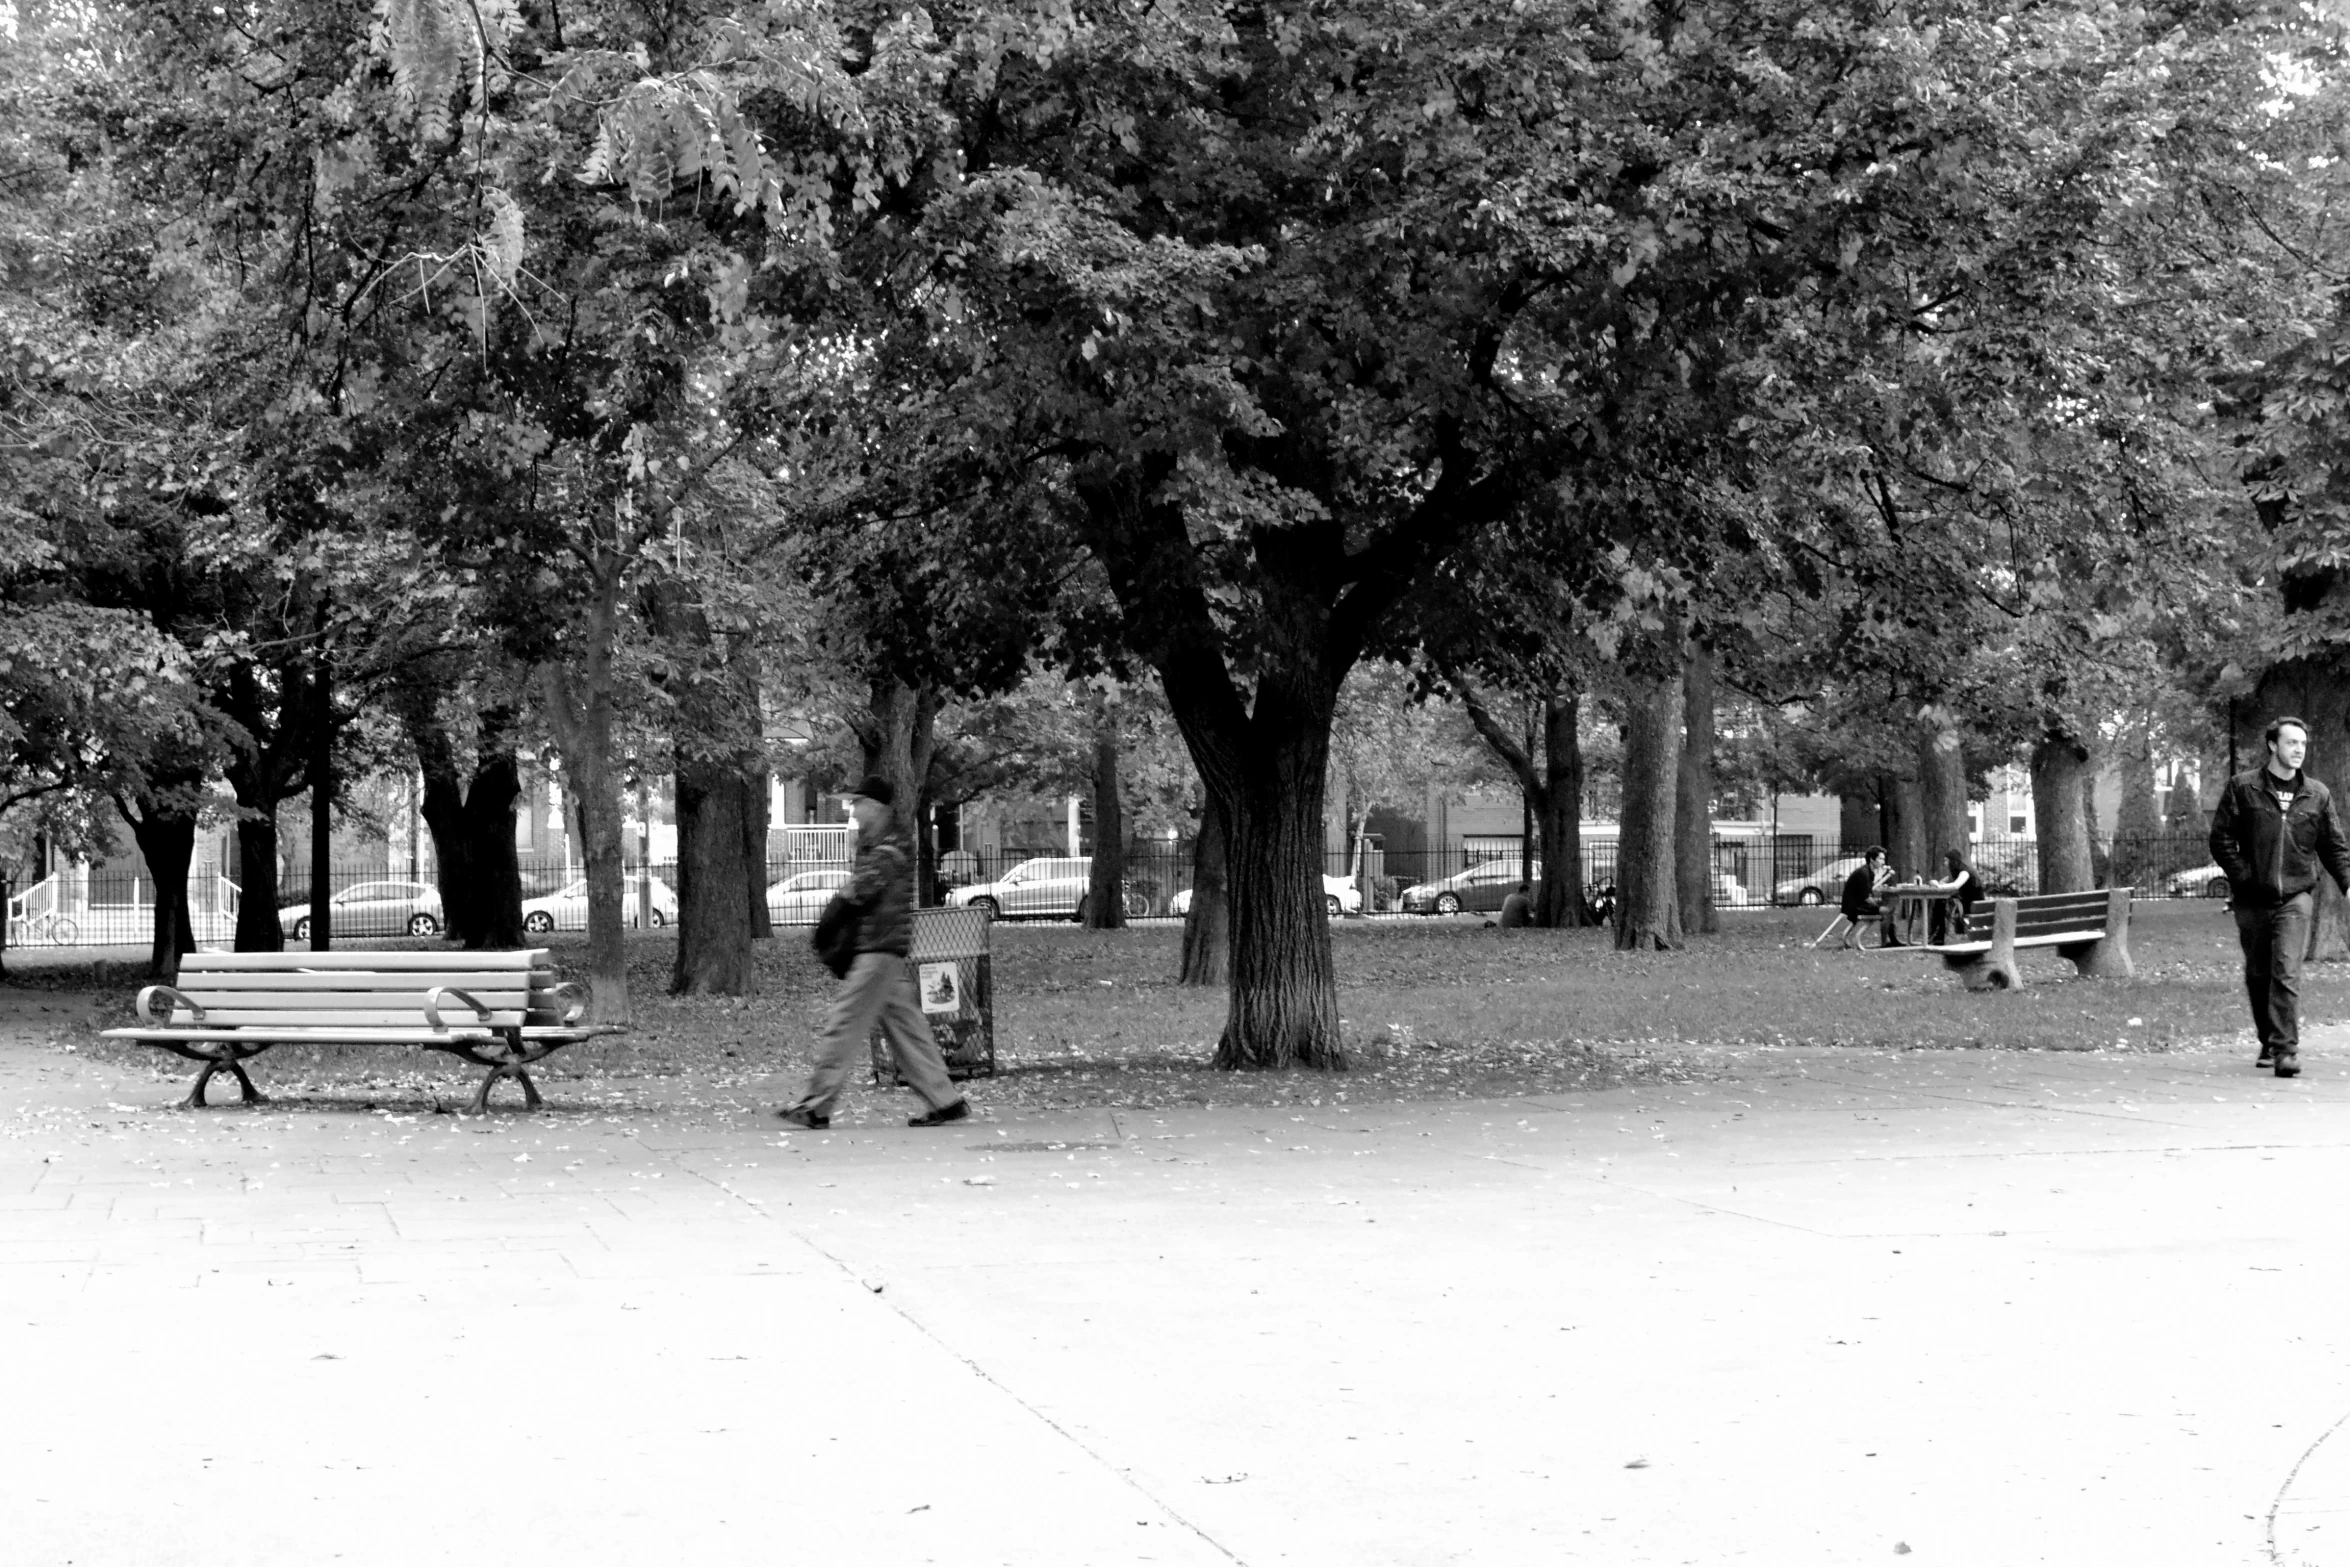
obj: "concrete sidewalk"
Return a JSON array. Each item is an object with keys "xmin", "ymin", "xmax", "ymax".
[{"xmin": 5, "ymin": 1028, "xmax": 2350, "ymax": 1565}]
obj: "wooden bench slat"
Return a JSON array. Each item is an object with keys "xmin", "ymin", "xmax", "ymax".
[
  {"xmin": 175, "ymin": 970, "xmax": 558, "ymax": 993},
  {"xmin": 160, "ymin": 1008, "xmax": 535, "ymax": 1029},
  {"xmin": 178, "ymin": 949, "xmax": 548, "ymax": 972},
  {"xmin": 107, "ymin": 1025, "xmax": 595, "ymax": 1045},
  {"xmin": 176, "ymin": 989, "xmax": 538, "ymax": 1011}
]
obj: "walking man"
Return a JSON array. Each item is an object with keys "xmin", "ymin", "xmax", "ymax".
[
  {"xmin": 776, "ymin": 775, "xmax": 971, "ymax": 1127},
  {"xmin": 2208, "ymin": 717, "xmax": 2350, "ymax": 1078}
]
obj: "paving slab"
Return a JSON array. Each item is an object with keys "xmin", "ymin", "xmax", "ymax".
[{"xmin": 5, "ymin": 1027, "xmax": 2350, "ymax": 1564}]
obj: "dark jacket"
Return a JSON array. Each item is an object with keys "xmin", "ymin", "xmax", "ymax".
[
  {"xmin": 2209, "ymin": 766, "xmax": 2350, "ymax": 908},
  {"xmin": 1840, "ymin": 863, "xmax": 1883, "ymax": 919},
  {"xmin": 844, "ymin": 825, "xmax": 915, "ymax": 956}
]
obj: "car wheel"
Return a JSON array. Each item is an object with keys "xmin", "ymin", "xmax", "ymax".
[
  {"xmin": 407, "ymin": 913, "xmax": 439, "ymax": 937},
  {"xmin": 971, "ymin": 897, "xmax": 999, "ymax": 920},
  {"xmin": 1325, "ymin": 894, "xmax": 1341, "ymax": 917},
  {"xmin": 1435, "ymin": 892, "xmax": 1461, "ymax": 915},
  {"xmin": 1798, "ymin": 887, "xmax": 1823, "ymax": 906},
  {"xmin": 2204, "ymin": 879, "xmax": 2229, "ymax": 898},
  {"xmin": 1072, "ymin": 897, "xmax": 1089, "ymax": 924},
  {"xmin": 292, "ymin": 916, "xmax": 311, "ymax": 941},
  {"xmin": 650, "ymin": 909, "xmax": 666, "ymax": 927},
  {"xmin": 523, "ymin": 911, "xmax": 554, "ymax": 935}
]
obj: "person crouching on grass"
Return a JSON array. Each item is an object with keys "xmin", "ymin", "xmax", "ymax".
[{"xmin": 775, "ymin": 774, "xmax": 971, "ymax": 1129}]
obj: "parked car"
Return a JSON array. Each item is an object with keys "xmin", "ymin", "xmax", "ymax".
[
  {"xmin": 520, "ymin": 872, "xmax": 677, "ymax": 934},
  {"xmin": 1773, "ymin": 856, "xmax": 1871, "ymax": 907},
  {"xmin": 947, "ymin": 857, "xmax": 1169, "ymax": 920},
  {"xmin": 1168, "ymin": 875, "xmax": 1363, "ymax": 919},
  {"xmin": 947, "ymin": 856, "xmax": 1093, "ymax": 920},
  {"xmin": 1399, "ymin": 858, "xmax": 1526, "ymax": 916},
  {"xmin": 2168, "ymin": 863, "xmax": 2229, "ymax": 898},
  {"xmin": 766, "ymin": 867, "xmax": 852, "ymax": 925},
  {"xmin": 279, "ymin": 880, "xmax": 444, "ymax": 941}
]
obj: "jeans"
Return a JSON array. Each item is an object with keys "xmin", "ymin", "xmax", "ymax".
[
  {"xmin": 794, "ymin": 951, "xmax": 960, "ymax": 1116},
  {"xmin": 2234, "ymin": 893, "xmax": 2314, "ymax": 1055}
]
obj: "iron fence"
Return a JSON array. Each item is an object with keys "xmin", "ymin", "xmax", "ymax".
[{"xmin": 1, "ymin": 829, "xmax": 2226, "ymax": 948}]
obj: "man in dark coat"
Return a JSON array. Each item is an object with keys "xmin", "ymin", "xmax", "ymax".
[
  {"xmin": 775, "ymin": 775, "xmax": 969, "ymax": 1127},
  {"xmin": 2209, "ymin": 717, "xmax": 2350, "ymax": 1078}
]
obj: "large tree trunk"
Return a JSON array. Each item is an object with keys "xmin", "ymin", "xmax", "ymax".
[
  {"xmin": 1205, "ymin": 710, "xmax": 1342, "ymax": 1068},
  {"xmin": 1179, "ymin": 793, "xmax": 1229, "ymax": 986},
  {"xmin": 542, "ymin": 570, "xmax": 631, "ymax": 1026},
  {"xmin": 1084, "ymin": 696, "xmax": 1126, "ymax": 930},
  {"xmin": 743, "ymin": 737, "xmax": 773, "ymax": 938},
  {"xmin": 856, "ymin": 676, "xmax": 938, "ymax": 830},
  {"xmin": 2031, "ymin": 728, "xmax": 2096, "ymax": 894},
  {"xmin": 118, "ymin": 757, "xmax": 204, "ymax": 981},
  {"xmin": 459, "ymin": 710, "xmax": 525, "ymax": 950},
  {"xmin": 419, "ymin": 774, "xmax": 470, "ymax": 939},
  {"xmin": 221, "ymin": 660, "xmax": 301, "ymax": 953},
  {"xmin": 1541, "ymin": 693, "xmax": 1588, "ymax": 928},
  {"xmin": 308, "ymin": 636, "xmax": 335, "ymax": 951},
  {"xmin": 1675, "ymin": 643, "xmax": 1717, "ymax": 935},
  {"xmin": 730, "ymin": 634, "xmax": 773, "ymax": 937},
  {"xmin": 1917, "ymin": 719, "xmax": 1969, "ymax": 876},
  {"xmin": 658, "ymin": 585, "xmax": 762, "ymax": 993},
  {"xmin": 1885, "ymin": 772, "xmax": 1928, "ymax": 884},
  {"xmin": 229, "ymin": 804, "xmax": 285, "ymax": 952},
  {"xmin": 671, "ymin": 761, "xmax": 756, "ymax": 992},
  {"xmin": 1615, "ymin": 661, "xmax": 1685, "ymax": 951},
  {"xmin": 1453, "ymin": 676, "xmax": 1592, "ymax": 927}
]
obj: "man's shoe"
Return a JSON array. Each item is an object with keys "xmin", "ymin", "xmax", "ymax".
[
  {"xmin": 908, "ymin": 1099, "xmax": 970, "ymax": 1127},
  {"xmin": 2258, "ymin": 1047, "xmax": 2277, "ymax": 1067},
  {"xmin": 2275, "ymin": 1053, "xmax": 2301, "ymax": 1079},
  {"xmin": 774, "ymin": 1105, "xmax": 831, "ymax": 1128}
]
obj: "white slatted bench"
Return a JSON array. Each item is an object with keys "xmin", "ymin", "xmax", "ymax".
[
  {"xmin": 1916, "ymin": 887, "xmax": 2134, "ymax": 991},
  {"xmin": 100, "ymin": 949, "xmax": 602, "ymax": 1111}
]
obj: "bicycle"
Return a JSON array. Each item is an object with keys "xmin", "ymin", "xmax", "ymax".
[{"xmin": 22, "ymin": 911, "xmax": 79, "ymax": 946}]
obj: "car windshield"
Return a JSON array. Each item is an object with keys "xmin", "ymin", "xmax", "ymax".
[{"xmin": 555, "ymin": 878, "xmax": 588, "ymax": 899}]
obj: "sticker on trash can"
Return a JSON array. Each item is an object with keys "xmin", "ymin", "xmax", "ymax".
[{"xmin": 918, "ymin": 962, "xmax": 962, "ymax": 1014}]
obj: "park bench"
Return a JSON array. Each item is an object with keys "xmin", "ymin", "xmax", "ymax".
[
  {"xmin": 100, "ymin": 949, "xmax": 600, "ymax": 1111},
  {"xmin": 1913, "ymin": 887, "xmax": 2135, "ymax": 991}
]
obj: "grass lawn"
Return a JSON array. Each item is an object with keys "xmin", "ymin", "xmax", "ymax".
[{"xmin": 28, "ymin": 897, "xmax": 2332, "ymax": 1115}]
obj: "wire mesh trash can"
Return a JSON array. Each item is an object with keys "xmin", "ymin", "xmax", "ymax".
[{"xmin": 872, "ymin": 905, "xmax": 995, "ymax": 1083}]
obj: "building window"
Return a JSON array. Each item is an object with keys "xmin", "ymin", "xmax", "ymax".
[{"xmin": 2009, "ymin": 814, "xmax": 2027, "ymax": 834}]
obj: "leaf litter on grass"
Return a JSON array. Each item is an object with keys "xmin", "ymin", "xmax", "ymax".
[{"xmin": 39, "ymin": 900, "xmax": 2309, "ymax": 1111}]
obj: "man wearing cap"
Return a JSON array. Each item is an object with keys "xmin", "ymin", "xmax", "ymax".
[
  {"xmin": 2209, "ymin": 716, "xmax": 2350, "ymax": 1079},
  {"xmin": 776, "ymin": 774, "xmax": 971, "ymax": 1128}
]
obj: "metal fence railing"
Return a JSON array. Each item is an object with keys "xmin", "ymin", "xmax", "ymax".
[{"xmin": 0, "ymin": 828, "xmax": 2224, "ymax": 948}]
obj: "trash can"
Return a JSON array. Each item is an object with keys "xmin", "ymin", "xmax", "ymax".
[{"xmin": 871, "ymin": 905, "xmax": 995, "ymax": 1083}]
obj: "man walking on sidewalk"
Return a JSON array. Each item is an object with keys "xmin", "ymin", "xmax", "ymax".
[
  {"xmin": 776, "ymin": 775, "xmax": 971, "ymax": 1128},
  {"xmin": 2208, "ymin": 717, "xmax": 2350, "ymax": 1078}
]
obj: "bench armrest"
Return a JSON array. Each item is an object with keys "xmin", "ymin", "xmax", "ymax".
[
  {"xmin": 545, "ymin": 981, "xmax": 590, "ymax": 1026},
  {"xmin": 136, "ymin": 984, "xmax": 204, "ymax": 1025},
  {"xmin": 422, "ymin": 986, "xmax": 493, "ymax": 1032}
]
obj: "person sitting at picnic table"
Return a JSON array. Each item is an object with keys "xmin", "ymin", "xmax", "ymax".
[
  {"xmin": 1917, "ymin": 849, "xmax": 1985, "ymax": 942},
  {"xmin": 1839, "ymin": 847, "xmax": 1890, "ymax": 948}
]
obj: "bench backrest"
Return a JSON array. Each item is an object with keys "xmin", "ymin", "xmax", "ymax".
[
  {"xmin": 164, "ymin": 949, "xmax": 570, "ymax": 1030},
  {"xmin": 2003, "ymin": 888, "xmax": 2128, "ymax": 938}
]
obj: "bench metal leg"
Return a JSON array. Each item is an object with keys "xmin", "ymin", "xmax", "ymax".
[
  {"xmin": 472, "ymin": 1064, "xmax": 543, "ymax": 1112},
  {"xmin": 171, "ymin": 1046, "xmax": 270, "ymax": 1108}
]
